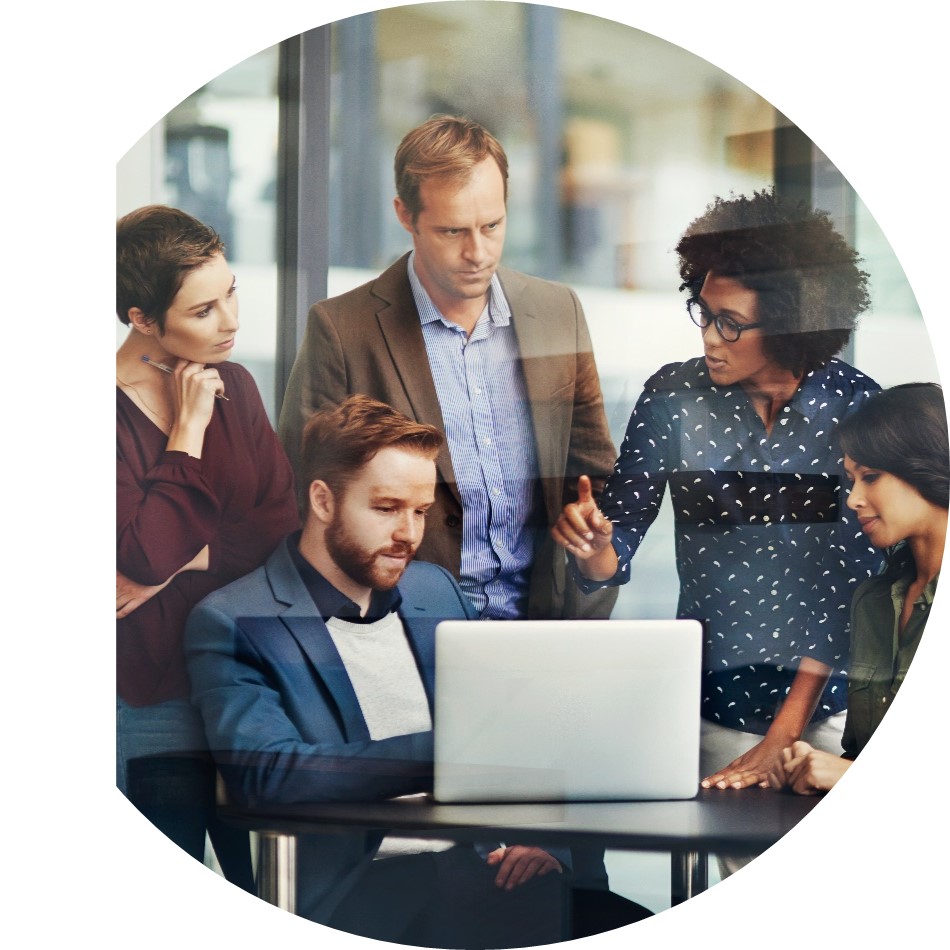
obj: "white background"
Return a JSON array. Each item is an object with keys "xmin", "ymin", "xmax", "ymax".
[{"xmin": 8, "ymin": 1, "xmax": 943, "ymax": 946}]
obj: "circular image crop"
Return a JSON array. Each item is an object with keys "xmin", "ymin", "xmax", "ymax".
[{"xmin": 113, "ymin": 3, "xmax": 944, "ymax": 948}]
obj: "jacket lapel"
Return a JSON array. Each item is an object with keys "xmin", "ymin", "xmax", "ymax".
[
  {"xmin": 499, "ymin": 266, "xmax": 569, "ymax": 522},
  {"xmin": 372, "ymin": 258, "xmax": 461, "ymax": 505},
  {"xmin": 265, "ymin": 542, "xmax": 371, "ymax": 743},
  {"xmin": 396, "ymin": 601, "xmax": 436, "ymax": 711},
  {"xmin": 282, "ymin": 616, "xmax": 372, "ymax": 743}
]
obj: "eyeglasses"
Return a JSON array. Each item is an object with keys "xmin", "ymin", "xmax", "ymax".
[{"xmin": 687, "ymin": 298, "xmax": 763, "ymax": 343}]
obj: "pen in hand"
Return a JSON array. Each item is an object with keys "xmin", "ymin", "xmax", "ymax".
[{"xmin": 141, "ymin": 355, "xmax": 229, "ymax": 400}]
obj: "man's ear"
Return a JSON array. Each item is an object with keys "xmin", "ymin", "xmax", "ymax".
[
  {"xmin": 393, "ymin": 197, "xmax": 415, "ymax": 235},
  {"xmin": 309, "ymin": 480, "xmax": 335, "ymax": 524}
]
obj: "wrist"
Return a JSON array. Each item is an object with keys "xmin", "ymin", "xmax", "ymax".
[
  {"xmin": 577, "ymin": 545, "xmax": 618, "ymax": 582},
  {"xmin": 166, "ymin": 420, "xmax": 207, "ymax": 458},
  {"xmin": 764, "ymin": 722, "xmax": 800, "ymax": 746}
]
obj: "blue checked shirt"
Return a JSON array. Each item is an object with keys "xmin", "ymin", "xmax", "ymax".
[{"xmin": 408, "ymin": 254, "xmax": 543, "ymax": 618}]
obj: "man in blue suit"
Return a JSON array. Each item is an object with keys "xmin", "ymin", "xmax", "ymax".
[{"xmin": 185, "ymin": 394, "xmax": 566, "ymax": 946}]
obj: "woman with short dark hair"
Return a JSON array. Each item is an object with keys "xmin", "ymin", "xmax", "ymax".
[
  {"xmin": 116, "ymin": 205, "xmax": 299, "ymax": 882},
  {"xmin": 769, "ymin": 383, "xmax": 947, "ymax": 793}
]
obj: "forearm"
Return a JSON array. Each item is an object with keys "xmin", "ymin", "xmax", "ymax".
[
  {"xmin": 573, "ymin": 543, "xmax": 619, "ymax": 582},
  {"xmin": 215, "ymin": 734, "xmax": 435, "ymax": 806},
  {"xmin": 165, "ymin": 417, "xmax": 210, "ymax": 458},
  {"xmin": 116, "ymin": 544, "xmax": 210, "ymax": 617},
  {"xmin": 175, "ymin": 545, "xmax": 210, "ymax": 575},
  {"xmin": 767, "ymin": 656, "xmax": 832, "ymax": 742},
  {"xmin": 117, "ymin": 429, "xmax": 225, "ymax": 585},
  {"xmin": 572, "ymin": 390, "xmax": 669, "ymax": 590}
]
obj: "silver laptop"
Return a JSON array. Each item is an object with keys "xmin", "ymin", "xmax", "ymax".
[{"xmin": 433, "ymin": 619, "xmax": 702, "ymax": 802}]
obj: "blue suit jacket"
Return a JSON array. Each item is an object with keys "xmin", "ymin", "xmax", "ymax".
[{"xmin": 184, "ymin": 538, "xmax": 477, "ymax": 922}]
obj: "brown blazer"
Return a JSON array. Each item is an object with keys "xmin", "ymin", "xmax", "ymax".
[{"xmin": 277, "ymin": 253, "xmax": 618, "ymax": 620}]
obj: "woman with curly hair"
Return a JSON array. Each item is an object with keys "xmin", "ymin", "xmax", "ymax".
[
  {"xmin": 769, "ymin": 383, "xmax": 946, "ymax": 794},
  {"xmin": 554, "ymin": 188, "xmax": 882, "ymax": 807}
]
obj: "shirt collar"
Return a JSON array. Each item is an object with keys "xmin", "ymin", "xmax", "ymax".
[
  {"xmin": 785, "ymin": 359, "xmax": 854, "ymax": 419},
  {"xmin": 288, "ymin": 530, "xmax": 403, "ymax": 623},
  {"xmin": 406, "ymin": 251, "xmax": 511, "ymax": 329},
  {"xmin": 890, "ymin": 568, "xmax": 939, "ymax": 608}
]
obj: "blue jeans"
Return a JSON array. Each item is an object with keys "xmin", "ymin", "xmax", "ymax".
[
  {"xmin": 116, "ymin": 696, "xmax": 208, "ymax": 795},
  {"xmin": 116, "ymin": 696, "xmax": 254, "ymax": 891}
]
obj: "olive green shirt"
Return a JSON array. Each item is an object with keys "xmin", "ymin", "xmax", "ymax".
[{"xmin": 842, "ymin": 560, "xmax": 937, "ymax": 759}]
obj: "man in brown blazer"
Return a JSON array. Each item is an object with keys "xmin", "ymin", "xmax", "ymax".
[{"xmin": 278, "ymin": 115, "xmax": 617, "ymax": 624}]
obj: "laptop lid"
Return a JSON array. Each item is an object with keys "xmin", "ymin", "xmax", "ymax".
[{"xmin": 433, "ymin": 619, "xmax": 702, "ymax": 803}]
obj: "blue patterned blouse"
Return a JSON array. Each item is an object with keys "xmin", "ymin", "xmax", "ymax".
[{"xmin": 578, "ymin": 357, "xmax": 883, "ymax": 733}]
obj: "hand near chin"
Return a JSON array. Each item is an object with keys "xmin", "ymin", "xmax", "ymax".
[
  {"xmin": 164, "ymin": 360, "xmax": 226, "ymax": 456},
  {"xmin": 171, "ymin": 359, "xmax": 225, "ymax": 424}
]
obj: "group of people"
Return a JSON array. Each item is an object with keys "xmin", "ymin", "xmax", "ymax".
[{"xmin": 116, "ymin": 114, "xmax": 945, "ymax": 946}]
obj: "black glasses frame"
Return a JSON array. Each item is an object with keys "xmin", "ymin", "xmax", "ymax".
[{"xmin": 687, "ymin": 298, "xmax": 763, "ymax": 343}]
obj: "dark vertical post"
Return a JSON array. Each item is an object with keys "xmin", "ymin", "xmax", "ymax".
[
  {"xmin": 336, "ymin": 13, "xmax": 380, "ymax": 268},
  {"xmin": 275, "ymin": 27, "xmax": 332, "ymax": 419},
  {"xmin": 772, "ymin": 122, "xmax": 814, "ymax": 208},
  {"xmin": 670, "ymin": 849, "xmax": 708, "ymax": 906},
  {"xmin": 774, "ymin": 120, "xmax": 858, "ymax": 364},
  {"xmin": 256, "ymin": 831, "xmax": 297, "ymax": 912},
  {"xmin": 812, "ymin": 145, "xmax": 857, "ymax": 364},
  {"xmin": 525, "ymin": 4, "xmax": 563, "ymax": 281}
]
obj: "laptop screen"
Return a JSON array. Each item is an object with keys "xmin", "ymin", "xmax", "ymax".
[{"xmin": 433, "ymin": 619, "xmax": 702, "ymax": 803}]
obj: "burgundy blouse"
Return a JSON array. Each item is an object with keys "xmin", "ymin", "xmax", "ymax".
[{"xmin": 117, "ymin": 361, "xmax": 300, "ymax": 705}]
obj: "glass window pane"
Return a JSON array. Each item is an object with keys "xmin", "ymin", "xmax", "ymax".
[
  {"xmin": 116, "ymin": 44, "xmax": 281, "ymax": 422},
  {"xmin": 325, "ymin": 3, "xmax": 936, "ymax": 622}
]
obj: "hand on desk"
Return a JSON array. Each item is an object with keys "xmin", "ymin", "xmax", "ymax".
[
  {"xmin": 485, "ymin": 846, "xmax": 562, "ymax": 891},
  {"xmin": 701, "ymin": 732, "xmax": 793, "ymax": 790},
  {"xmin": 767, "ymin": 741, "xmax": 851, "ymax": 795}
]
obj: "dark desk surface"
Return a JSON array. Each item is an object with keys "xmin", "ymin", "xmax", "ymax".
[{"xmin": 220, "ymin": 786, "xmax": 819, "ymax": 856}]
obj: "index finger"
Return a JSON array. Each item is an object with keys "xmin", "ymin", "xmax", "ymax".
[{"xmin": 576, "ymin": 474, "xmax": 594, "ymax": 505}]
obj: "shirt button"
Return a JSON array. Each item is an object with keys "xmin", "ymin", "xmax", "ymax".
[
  {"xmin": 474, "ymin": 387, "xmax": 482, "ymax": 395},
  {"xmin": 484, "ymin": 437, "xmax": 492, "ymax": 446}
]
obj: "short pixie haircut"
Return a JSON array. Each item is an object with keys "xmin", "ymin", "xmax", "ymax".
[
  {"xmin": 394, "ymin": 114, "xmax": 508, "ymax": 222},
  {"xmin": 676, "ymin": 189, "xmax": 871, "ymax": 377},
  {"xmin": 116, "ymin": 205, "xmax": 224, "ymax": 331},
  {"xmin": 838, "ymin": 383, "xmax": 949, "ymax": 510},
  {"xmin": 300, "ymin": 394, "xmax": 444, "ymax": 498}
]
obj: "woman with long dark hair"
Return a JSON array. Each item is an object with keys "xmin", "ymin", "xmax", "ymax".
[{"xmin": 769, "ymin": 383, "xmax": 947, "ymax": 792}]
